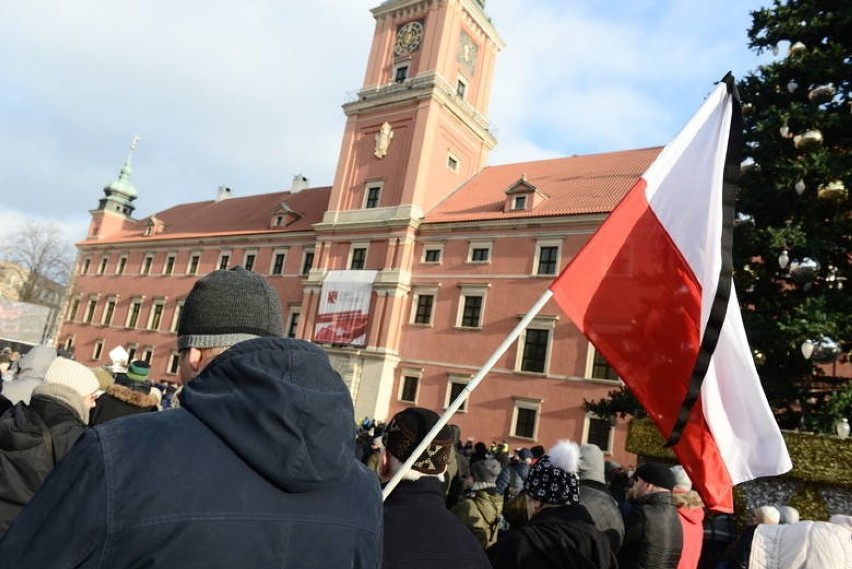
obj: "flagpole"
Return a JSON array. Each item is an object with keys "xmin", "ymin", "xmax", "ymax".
[{"xmin": 382, "ymin": 288, "xmax": 555, "ymax": 501}]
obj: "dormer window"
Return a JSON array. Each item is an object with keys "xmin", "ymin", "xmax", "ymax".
[
  {"xmin": 270, "ymin": 203, "xmax": 301, "ymax": 228},
  {"xmin": 504, "ymin": 174, "xmax": 547, "ymax": 213},
  {"xmin": 145, "ymin": 215, "xmax": 165, "ymax": 236}
]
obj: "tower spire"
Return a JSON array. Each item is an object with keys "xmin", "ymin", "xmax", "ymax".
[{"xmin": 97, "ymin": 134, "xmax": 141, "ymax": 218}]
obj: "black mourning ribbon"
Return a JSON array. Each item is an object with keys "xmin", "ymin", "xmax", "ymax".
[{"xmin": 665, "ymin": 73, "xmax": 742, "ymax": 448}]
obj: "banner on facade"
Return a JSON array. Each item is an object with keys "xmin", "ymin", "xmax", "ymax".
[{"xmin": 314, "ymin": 270, "xmax": 378, "ymax": 346}]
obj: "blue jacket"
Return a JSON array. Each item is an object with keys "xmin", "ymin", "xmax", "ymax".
[{"xmin": 0, "ymin": 338, "xmax": 383, "ymax": 568}]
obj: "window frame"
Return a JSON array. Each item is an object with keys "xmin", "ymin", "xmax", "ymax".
[
  {"xmin": 363, "ymin": 182, "xmax": 382, "ymax": 209},
  {"xmin": 84, "ymin": 296, "xmax": 98, "ymax": 324},
  {"xmin": 217, "ymin": 250, "xmax": 232, "ymax": 271},
  {"xmin": 582, "ymin": 413, "xmax": 615, "ymax": 453},
  {"xmin": 286, "ymin": 306, "xmax": 301, "ymax": 339},
  {"xmin": 167, "ymin": 351, "xmax": 180, "ymax": 375},
  {"xmin": 148, "ymin": 299, "xmax": 166, "ymax": 331},
  {"xmin": 456, "ymin": 76, "xmax": 468, "ymax": 99},
  {"xmin": 243, "ymin": 250, "xmax": 258, "ymax": 272},
  {"xmin": 533, "ymin": 239, "xmax": 562, "ymax": 276},
  {"xmin": 515, "ymin": 316, "xmax": 557, "ymax": 375},
  {"xmin": 270, "ymin": 249, "xmax": 288, "ymax": 276},
  {"xmin": 585, "ymin": 344, "xmax": 621, "ymax": 382},
  {"xmin": 187, "ymin": 252, "xmax": 201, "ymax": 276},
  {"xmin": 170, "ymin": 300, "xmax": 184, "ymax": 333},
  {"xmin": 348, "ymin": 243, "xmax": 369, "ymax": 270},
  {"xmin": 467, "ymin": 241, "xmax": 493, "ymax": 264},
  {"xmin": 410, "ymin": 285, "xmax": 439, "ymax": 326},
  {"xmin": 101, "ymin": 296, "xmax": 117, "ymax": 326},
  {"xmin": 67, "ymin": 296, "xmax": 81, "ymax": 321},
  {"xmin": 444, "ymin": 374, "xmax": 471, "ymax": 412},
  {"xmin": 141, "ymin": 254, "xmax": 154, "ymax": 276},
  {"xmin": 422, "ymin": 244, "xmax": 444, "ymax": 264},
  {"xmin": 447, "ymin": 152, "xmax": 460, "ymax": 172},
  {"xmin": 399, "ymin": 367, "xmax": 422, "ymax": 404},
  {"xmin": 455, "ymin": 284, "xmax": 489, "ymax": 329},
  {"xmin": 97, "ymin": 256, "xmax": 109, "ymax": 275},
  {"xmin": 126, "ymin": 298, "xmax": 143, "ymax": 329},
  {"xmin": 511, "ymin": 398, "xmax": 542, "ymax": 440},
  {"xmin": 116, "ymin": 255, "xmax": 128, "ymax": 275},
  {"xmin": 163, "ymin": 253, "xmax": 176, "ymax": 276},
  {"xmin": 92, "ymin": 339, "xmax": 105, "ymax": 361},
  {"xmin": 301, "ymin": 249, "xmax": 314, "ymax": 276}
]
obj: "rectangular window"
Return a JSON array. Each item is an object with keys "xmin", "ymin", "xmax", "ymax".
[
  {"xmin": 148, "ymin": 301, "xmax": 165, "ymax": 331},
  {"xmin": 512, "ymin": 399, "xmax": 541, "ymax": 439},
  {"xmin": 395, "ymin": 65, "xmax": 408, "ymax": 83},
  {"xmin": 116, "ymin": 255, "xmax": 127, "ymax": 275},
  {"xmin": 365, "ymin": 186, "xmax": 381, "ymax": 209},
  {"xmin": 400, "ymin": 376, "xmax": 419, "ymax": 403},
  {"xmin": 92, "ymin": 339, "xmax": 104, "ymax": 361},
  {"xmin": 64, "ymin": 335, "xmax": 74, "ymax": 352},
  {"xmin": 170, "ymin": 301, "xmax": 184, "ymax": 333},
  {"xmin": 590, "ymin": 348, "xmax": 620, "ymax": 381},
  {"xmin": 286, "ymin": 309, "xmax": 301, "ymax": 339},
  {"xmin": 521, "ymin": 329, "xmax": 549, "ymax": 373},
  {"xmin": 414, "ymin": 294, "xmax": 434, "ymax": 325},
  {"xmin": 537, "ymin": 246, "xmax": 559, "ymax": 275},
  {"xmin": 456, "ymin": 78, "xmax": 467, "ymax": 99},
  {"xmin": 141, "ymin": 347, "xmax": 153, "ymax": 364},
  {"xmin": 218, "ymin": 252, "xmax": 231, "ymax": 270},
  {"xmin": 585, "ymin": 416, "xmax": 614, "ymax": 453},
  {"xmin": 167, "ymin": 352, "xmax": 180, "ymax": 375},
  {"xmin": 127, "ymin": 299, "xmax": 142, "ymax": 329},
  {"xmin": 126, "ymin": 344, "xmax": 138, "ymax": 362},
  {"xmin": 424, "ymin": 249, "xmax": 441, "ymax": 263},
  {"xmin": 244, "ymin": 252, "xmax": 257, "ymax": 272},
  {"xmin": 84, "ymin": 297, "xmax": 98, "ymax": 324},
  {"xmin": 468, "ymin": 242, "xmax": 493, "ymax": 263},
  {"xmin": 445, "ymin": 377, "xmax": 469, "ymax": 412},
  {"xmin": 513, "ymin": 195, "xmax": 527, "ymax": 210},
  {"xmin": 97, "ymin": 257, "xmax": 108, "ymax": 275},
  {"xmin": 102, "ymin": 298, "xmax": 116, "ymax": 326},
  {"xmin": 141, "ymin": 255, "xmax": 154, "ymax": 275},
  {"xmin": 187, "ymin": 254, "xmax": 200, "ymax": 276},
  {"xmin": 301, "ymin": 250, "xmax": 314, "ymax": 275},
  {"xmin": 271, "ymin": 251, "xmax": 286, "ymax": 275},
  {"xmin": 81, "ymin": 258, "xmax": 91, "ymax": 275},
  {"xmin": 447, "ymin": 154, "xmax": 459, "ymax": 172},
  {"xmin": 67, "ymin": 297, "xmax": 80, "ymax": 321},
  {"xmin": 350, "ymin": 247, "xmax": 367, "ymax": 270},
  {"xmin": 460, "ymin": 295, "xmax": 482, "ymax": 328},
  {"xmin": 164, "ymin": 254, "xmax": 176, "ymax": 275}
]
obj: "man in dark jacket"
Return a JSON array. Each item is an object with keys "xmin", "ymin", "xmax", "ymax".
[
  {"xmin": 618, "ymin": 462, "xmax": 684, "ymax": 569},
  {"xmin": 89, "ymin": 360, "xmax": 159, "ymax": 425},
  {"xmin": 486, "ymin": 440, "xmax": 618, "ymax": 569},
  {"xmin": 0, "ymin": 267, "xmax": 383, "ymax": 568},
  {"xmin": 381, "ymin": 407, "xmax": 490, "ymax": 569},
  {"xmin": 578, "ymin": 443, "xmax": 625, "ymax": 553},
  {"xmin": 0, "ymin": 356, "xmax": 99, "ymax": 533}
]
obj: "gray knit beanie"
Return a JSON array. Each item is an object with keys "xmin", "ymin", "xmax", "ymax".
[{"xmin": 177, "ymin": 267, "xmax": 283, "ymax": 350}]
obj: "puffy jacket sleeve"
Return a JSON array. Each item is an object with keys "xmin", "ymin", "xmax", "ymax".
[{"xmin": 0, "ymin": 430, "xmax": 107, "ymax": 569}]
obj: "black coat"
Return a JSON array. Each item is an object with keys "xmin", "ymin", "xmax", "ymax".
[
  {"xmin": 487, "ymin": 504, "xmax": 618, "ymax": 569},
  {"xmin": 0, "ymin": 395, "xmax": 85, "ymax": 533},
  {"xmin": 383, "ymin": 476, "xmax": 491, "ymax": 569},
  {"xmin": 618, "ymin": 491, "xmax": 683, "ymax": 569},
  {"xmin": 0, "ymin": 338, "xmax": 383, "ymax": 568},
  {"xmin": 89, "ymin": 383, "xmax": 158, "ymax": 425}
]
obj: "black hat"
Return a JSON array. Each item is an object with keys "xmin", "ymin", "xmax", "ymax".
[
  {"xmin": 524, "ymin": 440, "xmax": 581, "ymax": 506},
  {"xmin": 178, "ymin": 267, "xmax": 283, "ymax": 350},
  {"xmin": 382, "ymin": 407, "xmax": 452, "ymax": 475},
  {"xmin": 634, "ymin": 462, "xmax": 676, "ymax": 491}
]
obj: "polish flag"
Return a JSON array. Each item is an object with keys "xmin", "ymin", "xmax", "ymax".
[{"xmin": 549, "ymin": 76, "xmax": 791, "ymax": 512}]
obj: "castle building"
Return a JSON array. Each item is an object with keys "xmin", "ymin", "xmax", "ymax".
[{"xmin": 61, "ymin": 0, "xmax": 662, "ymax": 464}]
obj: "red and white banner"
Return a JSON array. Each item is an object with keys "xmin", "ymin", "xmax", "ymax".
[
  {"xmin": 549, "ymin": 78, "xmax": 791, "ymax": 512},
  {"xmin": 314, "ymin": 270, "xmax": 377, "ymax": 346}
]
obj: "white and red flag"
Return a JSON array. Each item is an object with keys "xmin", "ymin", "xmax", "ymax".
[{"xmin": 549, "ymin": 76, "xmax": 791, "ymax": 512}]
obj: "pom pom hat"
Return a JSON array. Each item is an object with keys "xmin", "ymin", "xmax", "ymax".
[
  {"xmin": 44, "ymin": 357, "xmax": 100, "ymax": 397},
  {"xmin": 524, "ymin": 440, "xmax": 581, "ymax": 506}
]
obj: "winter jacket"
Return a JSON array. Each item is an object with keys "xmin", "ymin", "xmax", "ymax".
[
  {"xmin": 89, "ymin": 382, "xmax": 158, "ymax": 425},
  {"xmin": 496, "ymin": 460, "xmax": 529, "ymax": 500},
  {"xmin": 452, "ymin": 487, "xmax": 504, "ymax": 548},
  {"xmin": 749, "ymin": 520, "xmax": 852, "ymax": 569},
  {"xmin": 580, "ymin": 479, "xmax": 625, "ymax": 553},
  {"xmin": 383, "ymin": 476, "xmax": 491, "ymax": 569},
  {"xmin": 1, "ymin": 345, "xmax": 56, "ymax": 405},
  {"xmin": 672, "ymin": 490, "xmax": 704, "ymax": 569},
  {"xmin": 0, "ymin": 385, "xmax": 86, "ymax": 533},
  {"xmin": 486, "ymin": 503, "xmax": 618, "ymax": 569},
  {"xmin": 0, "ymin": 338, "xmax": 383, "ymax": 568},
  {"xmin": 619, "ymin": 491, "xmax": 683, "ymax": 569}
]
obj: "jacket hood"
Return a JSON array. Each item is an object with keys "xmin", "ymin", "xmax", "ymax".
[
  {"xmin": 578, "ymin": 443, "xmax": 606, "ymax": 484},
  {"xmin": 180, "ymin": 337, "xmax": 356, "ymax": 492}
]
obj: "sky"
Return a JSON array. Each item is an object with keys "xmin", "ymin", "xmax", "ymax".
[{"xmin": 0, "ymin": 0, "xmax": 776, "ymax": 245}]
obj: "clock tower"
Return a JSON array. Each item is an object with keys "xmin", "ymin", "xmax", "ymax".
[{"xmin": 307, "ymin": 0, "xmax": 503, "ymax": 421}]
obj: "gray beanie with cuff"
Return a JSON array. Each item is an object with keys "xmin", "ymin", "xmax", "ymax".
[{"xmin": 178, "ymin": 267, "xmax": 283, "ymax": 350}]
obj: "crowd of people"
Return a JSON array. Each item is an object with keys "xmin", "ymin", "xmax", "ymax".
[{"xmin": 0, "ymin": 266, "xmax": 849, "ymax": 568}]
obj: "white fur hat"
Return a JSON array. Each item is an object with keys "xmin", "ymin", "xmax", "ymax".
[
  {"xmin": 670, "ymin": 465, "xmax": 693, "ymax": 492},
  {"xmin": 44, "ymin": 357, "xmax": 100, "ymax": 397}
]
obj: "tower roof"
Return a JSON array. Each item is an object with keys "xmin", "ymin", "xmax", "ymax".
[{"xmin": 104, "ymin": 135, "xmax": 140, "ymax": 200}]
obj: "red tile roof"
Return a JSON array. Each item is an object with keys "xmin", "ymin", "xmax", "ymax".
[
  {"xmin": 426, "ymin": 147, "xmax": 662, "ymax": 223},
  {"xmin": 82, "ymin": 187, "xmax": 331, "ymax": 245}
]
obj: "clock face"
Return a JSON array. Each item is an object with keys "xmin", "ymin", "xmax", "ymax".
[{"xmin": 394, "ymin": 21, "xmax": 424, "ymax": 56}]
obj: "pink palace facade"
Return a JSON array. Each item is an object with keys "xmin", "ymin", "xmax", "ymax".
[{"xmin": 60, "ymin": 0, "xmax": 663, "ymax": 466}]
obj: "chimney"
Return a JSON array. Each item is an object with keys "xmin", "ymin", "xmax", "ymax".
[
  {"xmin": 215, "ymin": 185, "xmax": 232, "ymax": 202},
  {"xmin": 291, "ymin": 174, "xmax": 310, "ymax": 193}
]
